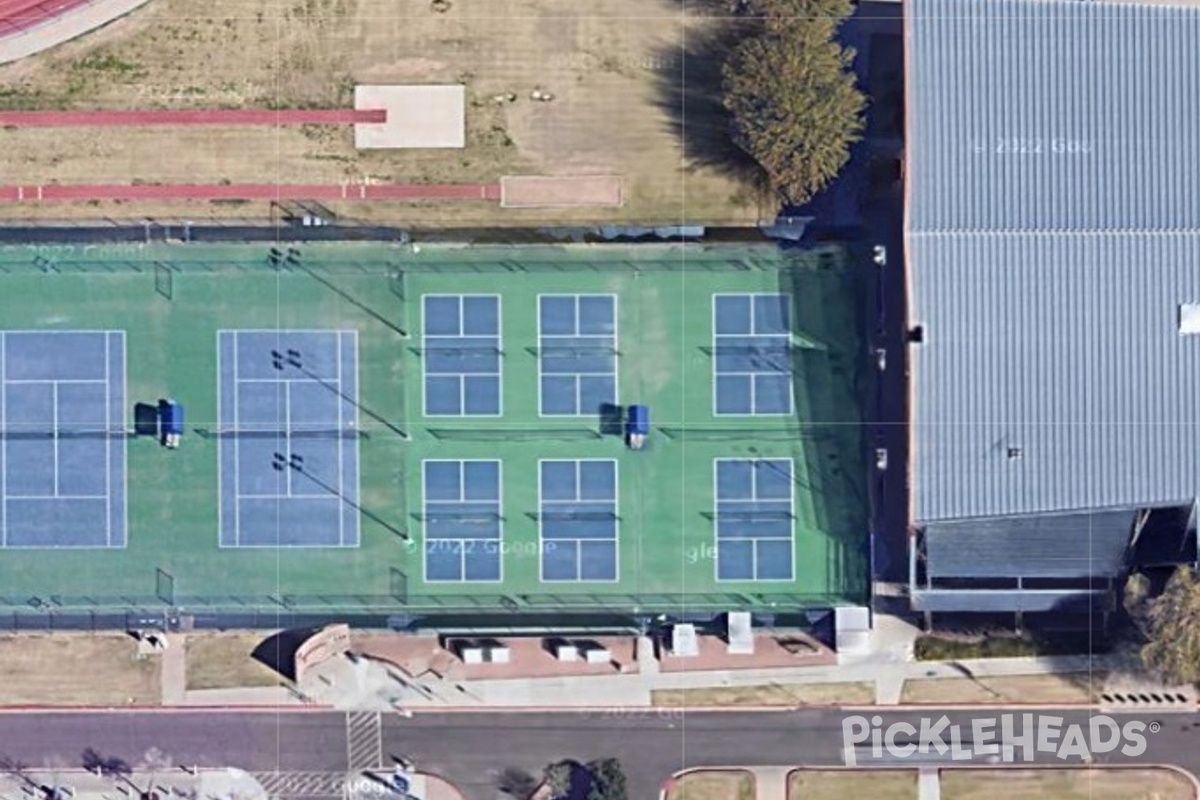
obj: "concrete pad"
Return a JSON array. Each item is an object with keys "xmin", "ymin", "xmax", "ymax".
[
  {"xmin": 500, "ymin": 175, "xmax": 623, "ymax": 208},
  {"xmin": 354, "ymin": 85, "xmax": 465, "ymax": 149},
  {"xmin": 918, "ymin": 768, "xmax": 940, "ymax": 800}
]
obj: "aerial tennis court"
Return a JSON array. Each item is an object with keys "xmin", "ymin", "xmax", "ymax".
[
  {"xmin": 0, "ymin": 331, "xmax": 126, "ymax": 549},
  {"xmin": 0, "ymin": 241, "xmax": 867, "ymax": 617}
]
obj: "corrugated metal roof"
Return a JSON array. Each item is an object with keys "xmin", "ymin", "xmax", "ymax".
[
  {"xmin": 908, "ymin": 0, "xmax": 1200, "ymax": 234},
  {"xmin": 908, "ymin": 0, "xmax": 1200, "ymax": 521},
  {"xmin": 924, "ymin": 509, "xmax": 1134, "ymax": 578},
  {"xmin": 911, "ymin": 234, "xmax": 1200, "ymax": 520}
]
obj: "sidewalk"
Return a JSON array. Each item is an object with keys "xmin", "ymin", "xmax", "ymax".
[
  {"xmin": 155, "ymin": 624, "xmax": 1124, "ymax": 711},
  {"xmin": 2, "ymin": 768, "xmax": 269, "ymax": 800}
]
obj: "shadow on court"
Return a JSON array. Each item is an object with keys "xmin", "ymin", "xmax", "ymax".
[
  {"xmin": 778, "ymin": 252, "xmax": 872, "ymax": 600},
  {"xmin": 133, "ymin": 403, "xmax": 159, "ymax": 437}
]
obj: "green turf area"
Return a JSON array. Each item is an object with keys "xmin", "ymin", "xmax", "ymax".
[{"xmin": 0, "ymin": 241, "xmax": 868, "ymax": 615}]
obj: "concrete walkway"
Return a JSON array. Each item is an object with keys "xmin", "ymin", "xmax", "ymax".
[
  {"xmin": 918, "ymin": 767, "xmax": 940, "ymax": 800},
  {"xmin": 0, "ymin": 0, "xmax": 154, "ymax": 64},
  {"xmin": 160, "ymin": 637, "xmax": 187, "ymax": 704},
  {"xmin": 748, "ymin": 767, "xmax": 790, "ymax": 800}
]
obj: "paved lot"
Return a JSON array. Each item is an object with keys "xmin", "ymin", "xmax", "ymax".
[{"xmin": 1, "ymin": 710, "xmax": 1197, "ymax": 800}]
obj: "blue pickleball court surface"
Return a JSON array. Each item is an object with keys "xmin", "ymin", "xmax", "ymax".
[
  {"xmin": 217, "ymin": 330, "xmax": 360, "ymax": 548},
  {"xmin": 0, "ymin": 330, "xmax": 127, "ymax": 548},
  {"xmin": 712, "ymin": 293, "xmax": 794, "ymax": 415},
  {"xmin": 539, "ymin": 459, "xmax": 619, "ymax": 582},
  {"xmin": 422, "ymin": 459, "xmax": 502, "ymax": 582},
  {"xmin": 714, "ymin": 458, "xmax": 795, "ymax": 581}
]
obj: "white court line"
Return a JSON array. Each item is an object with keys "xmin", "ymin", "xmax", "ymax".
[
  {"xmin": 51, "ymin": 382, "xmax": 59, "ymax": 497},
  {"xmin": 350, "ymin": 331, "xmax": 361, "ymax": 547},
  {"xmin": 236, "ymin": 377, "xmax": 340, "ymax": 384},
  {"xmin": 104, "ymin": 332, "xmax": 111, "ymax": 548},
  {"xmin": 2, "ymin": 379, "xmax": 109, "ymax": 385},
  {"xmin": 237, "ymin": 493, "xmax": 338, "ymax": 500},
  {"xmin": 336, "ymin": 331, "xmax": 344, "ymax": 546},
  {"xmin": 232, "ymin": 331, "xmax": 241, "ymax": 547},
  {"xmin": 119, "ymin": 331, "xmax": 127, "ymax": 549},
  {"xmin": 285, "ymin": 379, "xmax": 293, "ymax": 497},
  {"xmin": 6, "ymin": 494, "xmax": 107, "ymax": 500},
  {"xmin": 215, "ymin": 330, "xmax": 223, "ymax": 548}
]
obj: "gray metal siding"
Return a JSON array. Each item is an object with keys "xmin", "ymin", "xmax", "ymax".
[
  {"xmin": 911, "ymin": 589, "xmax": 1107, "ymax": 614},
  {"xmin": 908, "ymin": 0, "xmax": 1200, "ymax": 233},
  {"xmin": 911, "ymin": 234, "xmax": 1200, "ymax": 521},
  {"xmin": 923, "ymin": 510, "xmax": 1134, "ymax": 578}
]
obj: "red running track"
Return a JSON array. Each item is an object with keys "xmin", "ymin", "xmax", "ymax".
[
  {"xmin": 0, "ymin": 108, "xmax": 388, "ymax": 126},
  {"xmin": 0, "ymin": 183, "xmax": 502, "ymax": 202},
  {"xmin": 0, "ymin": 0, "xmax": 89, "ymax": 36}
]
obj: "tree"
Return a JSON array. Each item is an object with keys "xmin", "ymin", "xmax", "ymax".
[
  {"xmin": 585, "ymin": 759, "xmax": 628, "ymax": 800},
  {"xmin": 746, "ymin": 0, "xmax": 855, "ymax": 30},
  {"xmin": 543, "ymin": 762, "xmax": 573, "ymax": 800},
  {"xmin": 1142, "ymin": 566, "xmax": 1200, "ymax": 685},
  {"xmin": 722, "ymin": 10, "xmax": 865, "ymax": 205}
]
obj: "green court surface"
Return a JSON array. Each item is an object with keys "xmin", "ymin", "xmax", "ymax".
[{"xmin": 0, "ymin": 241, "xmax": 868, "ymax": 616}]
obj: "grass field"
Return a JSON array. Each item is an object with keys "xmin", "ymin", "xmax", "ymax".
[
  {"xmin": 938, "ymin": 769, "xmax": 1194, "ymax": 800},
  {"xmin": 652, "ymin": 682, "xmax": 874, "ymax": 707},
  {"xmin": 900, "ymin": 674, "xmax": 1104, "ymax": 705},
  {"xmin": 184, "ymin": 633, "xmax": 282, "ymax": 690},
  {"xmin": 789, "ymin": 770, "xmax": 918, "ymax": 800},
  {"xmin": 0, "ymin": 0, "xmax": 771, "ymax": 226},
  {"xmin": 668, "ymin": 771, "xmax": 754, "ymax": 800},
  {"xmin": 0, "ymin": 634, "xmax": 160, "ymax": 704},
  {"xmin": 0, "ymin": 241, "xmax": 867, "ymax": 616}
]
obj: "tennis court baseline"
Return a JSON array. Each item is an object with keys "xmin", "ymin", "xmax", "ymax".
[{"xmin": 217, "ymin": 329, "xmax": 360, "ymax": 548}]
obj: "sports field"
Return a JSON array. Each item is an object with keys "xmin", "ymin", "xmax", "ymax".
[{"xmin": 0, "ymin": 241, "xmax": 868, "ymax": 616}]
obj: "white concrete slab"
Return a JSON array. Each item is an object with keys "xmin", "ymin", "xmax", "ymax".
[{"xmin": 354, "ymin": 85, "xmax": 465, "ymax": 149}]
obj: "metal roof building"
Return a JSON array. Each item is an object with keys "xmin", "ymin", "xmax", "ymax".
[{"xmin": 904, "ymin": 0, "xmax": 1200, "ymax": 614}]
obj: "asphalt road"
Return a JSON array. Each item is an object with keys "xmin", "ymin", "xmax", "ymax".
[{"xmin": 3, "ymin": 709, "xmax": 1199, "ymax": 800}]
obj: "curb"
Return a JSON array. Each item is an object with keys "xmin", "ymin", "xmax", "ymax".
[{"xmin": 0, "ymin": 701, "xmax": 1193, "ymax": 714}]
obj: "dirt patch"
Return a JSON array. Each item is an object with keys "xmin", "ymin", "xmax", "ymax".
[
  {"xmin": 900, "ymin": 673, "xmax": 1104, "ymax": 705},
  {"xmin": 789, "ymin": 770, "xmax": 918, "ymax": 800},
  {"xmin": 0, "ymin": 0, "xmax": 768, "ymax": 225},
  {"xmin": 185, "ymin": 633, "xmax": 283, "ymax": 690},
  {"xmin": 653, "ymin": 681, "xmax": 875, "ymax": 707},
  {"xmin": 939, "ymin": 768, "xmax": 1195, "ymax": 800},
  {"xmin": 668, "ymin": 771, "xmax": 754, "ymax": 800},
  {"xmin": 0, "ymin": 634, "xmax": 160, "ymax": 705}
]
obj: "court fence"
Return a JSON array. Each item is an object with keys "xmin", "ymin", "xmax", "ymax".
[{"xmin": 0, "ymin": 575, "xmax": 850, "ymax": 631}]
